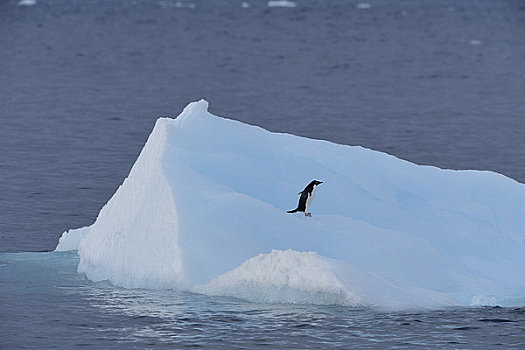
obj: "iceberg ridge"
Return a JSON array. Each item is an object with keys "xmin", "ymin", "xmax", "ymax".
[{"xmin": 56, "ymin": 100, "xmax": 525, "ymax": 309}]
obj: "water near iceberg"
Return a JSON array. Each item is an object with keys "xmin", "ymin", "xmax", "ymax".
[
  {"xmin": 2, "ymin": 0, "xmax": 525, "ymax": 349},
  {"xmin": 2, "ymin": 252, "xmax": 524, "ymax": 349}
]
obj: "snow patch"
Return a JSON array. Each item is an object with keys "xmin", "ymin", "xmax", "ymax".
[
  {"xmin": 194, "ymin": 249, "xmax": 461, "ymax": 310},
  {"xmin": 194, "ymin": 250, "xmax": 361, "ymax": 306}
]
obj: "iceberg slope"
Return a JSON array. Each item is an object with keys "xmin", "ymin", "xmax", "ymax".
[
  {"xmin": 57, "ymin": 100, "xmax": 525, "ymax": 308},
  {"xmin": 58, "ymin": 116, "xmax": 184, "ymax": 288}
]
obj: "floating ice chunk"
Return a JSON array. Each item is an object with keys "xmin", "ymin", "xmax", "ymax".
[
  {"xmin": 469, "ymin": 39, "xmax": 482, "ymax": 45},
  {"xmin": 18, "ymin": 0, "xmax": 37, "ymax": 6},
  {"xmin": 175, "ymin": 2, "xmax": 195, "ymax": 8},
  {"xmin": 241, "ymin": 2, "xmax": 250, "ymax": 8},
  {"xmin": 159, "ymin": 1, "xmax": 195, "ymax": 9},
  {"xmin": 55, "ymin": 226, "xmax": 90, "ymax": 252},
  {"xmin": 268, "ymin": 1, "xmax": 297, "ymax": 8},
  {"xmin": 356, "ymin": 2, "xmax": 371, "ymax": 9}
]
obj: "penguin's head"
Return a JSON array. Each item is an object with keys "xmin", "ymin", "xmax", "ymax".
[{"xmin": 311, "ymin": 180, "xmax": 323, "ymax": 186}]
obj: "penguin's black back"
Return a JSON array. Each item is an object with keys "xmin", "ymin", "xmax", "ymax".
[
  {"xmin": 302, "ymin": 181, "xmax": 317, "ymax": 195},
  {"xmin": 296, "ymin": 190, "xmax": 309, "ymax": 211},
  {"xmin": 289, "ymin": 181, "xmax": 317, "ymax": 213}
]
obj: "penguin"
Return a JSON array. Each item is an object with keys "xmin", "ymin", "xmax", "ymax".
[{"xmin": 287, "ymin": 180, "xmax": 323, "ymax": 217}]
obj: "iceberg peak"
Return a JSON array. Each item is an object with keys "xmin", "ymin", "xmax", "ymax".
[{"xmin": 177, "ymin": 99, "xmax": 210, "ymax": 123}]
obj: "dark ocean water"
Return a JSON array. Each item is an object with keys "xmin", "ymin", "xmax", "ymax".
[{"xmin": 1, "ymin": 0, "xmax": 525, "ymax": 348}]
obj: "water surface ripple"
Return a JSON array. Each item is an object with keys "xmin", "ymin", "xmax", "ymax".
[{"xmin": 1, "ymin": 252, "xmax": 525, "ymax": 349}]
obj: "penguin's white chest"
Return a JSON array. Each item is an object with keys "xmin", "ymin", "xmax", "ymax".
[{"xmin": 305, "ymin": 186, "xmax": 317, "ymax": 212}]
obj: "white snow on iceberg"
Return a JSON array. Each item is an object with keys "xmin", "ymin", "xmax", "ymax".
[
  {"xmin": 193, "ymin": 249, "xmax": 461, "ymax": 309},
  {"xmin": 194, "ymin": 249, "xmax": 364, "ymax": 307},
  {"xmin": 56, "ymin": 99, "xmax": 525, "ymax": 309}
]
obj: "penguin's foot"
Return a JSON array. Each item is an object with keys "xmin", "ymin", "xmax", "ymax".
[{"xmin": 305, "ymin": 212, "xmax": 312, "ymax": 217}]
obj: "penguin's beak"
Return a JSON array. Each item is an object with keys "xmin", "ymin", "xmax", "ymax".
[{"xmin": 318, "ymin": 181, "xmax": 323, "ymax": 184}]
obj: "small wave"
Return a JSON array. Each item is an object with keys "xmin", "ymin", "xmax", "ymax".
[
  {"xmin": 268, "ymin": 1, "xmax": 297, "ymax": 8},
  {"xmin": 356, "ymin": 3, "xmax": 371, "ymax": 10},
  {"xmin": 18, "ymin": 0, "xmax": 37, "ymax": 6}
]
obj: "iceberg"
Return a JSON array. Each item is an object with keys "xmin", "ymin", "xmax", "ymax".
[{"xmin": 56, "ymin": 100, "xmax": 525, "ymax": 309}]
